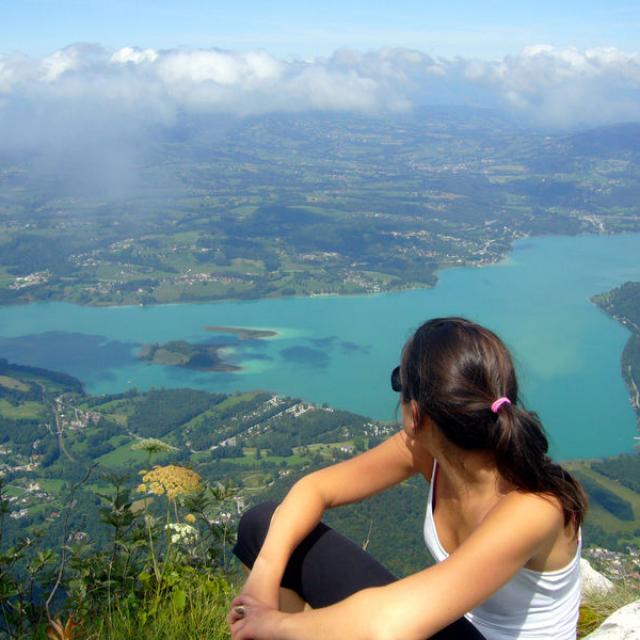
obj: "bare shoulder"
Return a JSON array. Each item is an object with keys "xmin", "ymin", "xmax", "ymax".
[
  {"xmin": 450, "ymin": 491, "xmax": 565, "ymax": 563},
  {"xmin": 497, "ymin": 490, "xmax": 564, "ymax": 518},
  {"xmin": 482, "ymin": 490, "xmax": 576, "ymax": 572},
  {"xmin": 487, "ymin": 490, "xmax": 565, "ymax": 536}
]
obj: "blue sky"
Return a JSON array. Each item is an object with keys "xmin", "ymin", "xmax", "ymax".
[
  {"xmin": 3, "ymin": 0, "xmax": 639, "ymax": 58},
  {"xmin": 1, "ymin": 0, "xmax": 640, "ymax": 135}
]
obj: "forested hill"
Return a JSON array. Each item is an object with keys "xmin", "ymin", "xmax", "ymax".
[
  {"xmin": 595, "ymin": 281, "xmax": 640, "ymax": 328},
  {"xmin": 593, "ymin": 281, "xmax": 640, "ymax": 422}
]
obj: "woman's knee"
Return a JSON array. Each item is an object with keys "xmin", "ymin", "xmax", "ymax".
[{"xmin": 235, "ymin": 501, "xmax": 279, "ymax": 560}]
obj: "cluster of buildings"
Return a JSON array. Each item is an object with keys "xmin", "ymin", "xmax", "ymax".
[
  {"xmin": 10, "ymin": 270, "xmax": 50, "ymax": 289},
  {"xmin": 175, "ymin": 270, "xmax": 248, "ymax": 287},
  {"xmin": 55, "ymin": 399, "xmax": 102, "ymax": 431},
  {"xmin": 6, "ymin": 481, "xmax": 52, "ymax": 521},
  {"xmin": 584, "ymin": 546, "xmax": 640, "ymax": 583}
]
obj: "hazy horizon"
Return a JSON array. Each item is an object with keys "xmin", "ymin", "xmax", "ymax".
[{"xmin": 2, "ymin": 1, "xmax": 640, "ymax": 143}]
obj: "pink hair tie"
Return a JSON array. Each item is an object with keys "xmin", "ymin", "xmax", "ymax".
[{"xmin": 491, "ymin": 397, "xmax": 511, "ymax": 413}]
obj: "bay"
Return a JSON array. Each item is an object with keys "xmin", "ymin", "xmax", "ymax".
[{"xmin": 1, "ymin": 233, "xmax": 639, "ymax": 460}]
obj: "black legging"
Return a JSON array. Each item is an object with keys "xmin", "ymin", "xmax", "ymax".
[{"xmin": 232, "ymin": 502, "xmax": 486, "ymax": 639}]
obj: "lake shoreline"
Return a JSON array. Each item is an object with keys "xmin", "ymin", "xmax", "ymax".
[
  {"xmin": 2, "ymin": 229, "xmax": 635, "ymax": 312},
  {"xmin": 0, "ymin": 234, "xmax": 522, "ymax": 310},
  {"xmin": 1, "ymin": 233, "xmax": 640, "ymax": 460}
]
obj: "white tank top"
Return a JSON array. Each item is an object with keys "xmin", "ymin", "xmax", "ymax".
[{"xmin": 423, "ymin": 461, "xmax": 581, "ymax": 640}]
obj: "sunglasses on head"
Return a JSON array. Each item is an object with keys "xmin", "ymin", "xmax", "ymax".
[{"xmin": 391, "ymin": 366, "xmax": 402, "ymax": 393}]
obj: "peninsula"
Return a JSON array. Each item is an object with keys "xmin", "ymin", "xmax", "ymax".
[{"xmin": 593, "ymin": 281, "xmax": 640, "ymax": 423}]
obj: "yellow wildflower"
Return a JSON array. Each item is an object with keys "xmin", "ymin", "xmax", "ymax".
[
  {"xmin": 137, "ymin": 483, "xmax": 147, "ymax": 494},
  {"xmin": 150, "ymin": 481, "xmax": 164, "ymax": 496},
  {"xmin": 140, "ymin": 465, "xmax": 202, "ymax": 500},
  {"xmin": 184, "ymin": 513, "xmax": 197, "ymax": 524}
]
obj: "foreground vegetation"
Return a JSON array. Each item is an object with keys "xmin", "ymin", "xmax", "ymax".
[
  {"xmin": 0, "ymin": 460, "xmax": 237, "ymax": 639},
  {"xmin": 578, "ymin": 580, "xmax": 640, "ymax": 638}
]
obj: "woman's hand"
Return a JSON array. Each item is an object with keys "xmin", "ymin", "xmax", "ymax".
[{"xmin": 228, "ymin": 594, "xmax": 286, "ymax": 640}]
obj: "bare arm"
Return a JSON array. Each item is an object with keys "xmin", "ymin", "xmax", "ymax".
[
  {"xmin": 232, "ymin": 491, "xmax": 565, "ymax": 640},
  {"xmin": 240, "ymin": 431, "xmax": 431, "ymax": 608}
]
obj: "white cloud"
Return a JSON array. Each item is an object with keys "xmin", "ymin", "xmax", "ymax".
[
  {"xmin": 0, "ymin": 43, "xmax": 639, "ymax": 137},
  {"xmin": 110, "ymin": 47, "xmax": 159, "ymax": 65},
  {"xmin": 466, "ymin": 45, "xmax": 640, "ymax": 126},
  {"xmin": 154, "ymin": 50, "xmax": 283, "ymax": 86},
  {"xmin": 42, "ymin": 48, "xmax": 83, "ymax": 81}
]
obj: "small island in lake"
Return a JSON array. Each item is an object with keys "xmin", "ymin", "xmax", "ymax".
[
  {"xmin": 138, "ymin": 341, "xmax": 241, "ymax": 372},
  {"xmin": 205, "ymin": 326, "xmax": 278, "ymax": 340}
]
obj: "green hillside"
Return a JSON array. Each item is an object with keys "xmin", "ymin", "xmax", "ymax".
[{"xmin": 2, "ymin": 114, "xmax": 640, "ymax": 307}]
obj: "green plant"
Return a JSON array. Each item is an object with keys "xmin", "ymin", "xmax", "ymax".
[
  {"xmin": 578, "ymin": 581, "xmax": 640, "ymax": 638},
  {"xmin": 81, "ymin": 570, "xmax": 234, "ymax": 639},
  {"xmin": 0, "ymin": 479, "xmax": 58, "ymax": 636},
  {"xmin": 0, "ymin": 454, "xmax": 240, "ymax": 639}
]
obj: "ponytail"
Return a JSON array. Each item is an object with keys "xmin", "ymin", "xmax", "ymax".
[{"xmin": 493, "ymin": 403, "xmax": 587, "ymax": 529}]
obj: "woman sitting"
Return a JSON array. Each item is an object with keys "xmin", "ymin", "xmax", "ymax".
[{"xmin": 229, "ymin": 317, "xmax": 587, "ymax": 639}]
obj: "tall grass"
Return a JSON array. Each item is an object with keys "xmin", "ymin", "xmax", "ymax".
[
  {"xmin": 578, "ymin": 581, "xmax": 640, "ymax": 638},
  {"xmin": 79, "ymin": 572, "xmax": 235, "ymax": 640}
]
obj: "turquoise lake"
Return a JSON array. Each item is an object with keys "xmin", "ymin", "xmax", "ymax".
[{"xmin": 1, "ymin": 233, "xmax": 640, "ymax": 460}]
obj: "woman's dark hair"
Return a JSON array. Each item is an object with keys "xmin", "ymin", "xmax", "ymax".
[{"xmin": 400, "ymin": 317, "xmax": 587, "ymax": 530}]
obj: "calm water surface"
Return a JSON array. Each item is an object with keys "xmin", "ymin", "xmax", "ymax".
[{"xmin": 1, "ymin": 233, "xmax": 640, "ymax": 460}]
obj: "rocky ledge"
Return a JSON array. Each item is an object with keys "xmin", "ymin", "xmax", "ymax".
[{"xmin": 584, "ymin": 600, "xmax": 640, "ymax": 639}]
